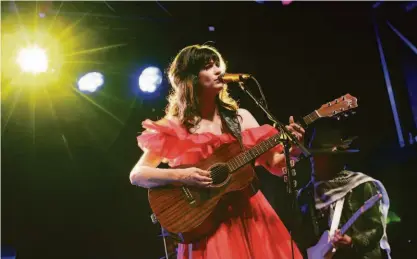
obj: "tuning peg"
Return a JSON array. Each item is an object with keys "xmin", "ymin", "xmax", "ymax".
[
  {"xmin": 335, "ymin": 99, "xmax": 339, "ymax": 104},
  {"xmin": 342, "ymin": 96, "xmax": 345, "ymax": 101},
  {"xmin": 333, "ymin": 110, "xmax": 337, "ymax": 115},
  {"xmin": 328, "ymin": 102, "xmax": 331, "ymax": 106},
  {"xmin": 350, "ymin": 110, "xmax": 356, "ymax": 115},
  {"xmin": 344, "ymin": 113, "xmax": 349, "ymax": 117},
  {"xmin": 340, "ymin": 108, "xmax": 344, "ymax": 111},
  {"xmin": 336, "ymin": 116, "xmax": 341, "ymax": 120},
  {"xmin": 284, "ymin": 175, "xmax": 288, "ymax": 182}
]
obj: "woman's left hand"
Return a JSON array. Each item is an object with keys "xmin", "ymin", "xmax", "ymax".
[
  {"xmin": 285, "ymin": 116, "xmax": 305, "ymax": 142},
  {"xmin": 285, "ymin": 116, "xmax": 305, "ymax": 157}
]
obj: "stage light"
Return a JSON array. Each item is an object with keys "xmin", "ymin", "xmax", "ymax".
[
  {"xmin": 138, "ymin": 66, "xmax": 162, "ymax": 93},
  {"xmin": 16, "ymin": 45, "xmax": 48, "ymax": 74},
  {"xmin": 77, "ymin": 72, "xmax": 104, "ymax": 93}
]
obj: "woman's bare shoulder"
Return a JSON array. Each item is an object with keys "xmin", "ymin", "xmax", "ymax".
[{"xmin": 237, "ymin": 108, "xmax": 260, "ymax": 130}]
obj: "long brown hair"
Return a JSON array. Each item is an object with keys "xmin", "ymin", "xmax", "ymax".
[{"xmin": 165, "ymin": 44, "xmax": 238, "ymax": 130}]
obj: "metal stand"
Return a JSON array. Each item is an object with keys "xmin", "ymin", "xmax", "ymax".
[
  {"xmin": 151, "ymin": 213, "xmax": 178, "ymax": 259},
  {"xmin": 238, "ymin": 80, "xmax": 311, "ymax": 259}
]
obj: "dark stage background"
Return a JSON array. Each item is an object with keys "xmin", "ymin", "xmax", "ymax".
[{"xmin": 2, "ymin": 1, "xmax": 416, "ymax": 258}]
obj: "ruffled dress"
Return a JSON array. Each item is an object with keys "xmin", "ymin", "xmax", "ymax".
[{"xmin": 137, "ymin": 118, "xmax": 303, "ymax": 259}]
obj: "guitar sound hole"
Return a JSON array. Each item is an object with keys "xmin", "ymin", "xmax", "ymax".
[{"xmin": 210, "ymin": 165, "xmax": 229, "ymax": 185}]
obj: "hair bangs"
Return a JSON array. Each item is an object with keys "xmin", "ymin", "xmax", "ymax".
[{"xmin": 189, "ymin": 47, "xmax": 225, "ymax": 74}]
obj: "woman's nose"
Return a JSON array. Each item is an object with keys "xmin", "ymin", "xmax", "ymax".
[{"xmin": 214, "ymin": 66, "xmax": 222, "ymax": 75}]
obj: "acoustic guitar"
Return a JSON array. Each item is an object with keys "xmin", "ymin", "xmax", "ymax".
[{"xmin": 148, "ymin": 94, "xmax": 358, "ymax": 243}]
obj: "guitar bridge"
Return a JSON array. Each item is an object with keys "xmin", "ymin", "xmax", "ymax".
[{"xmin": 181, "ymin": 186, "xmax": 196, "ymax": 206}]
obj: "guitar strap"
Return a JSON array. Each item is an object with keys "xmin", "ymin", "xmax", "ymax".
[
  {"xmin": 328, "ymin": 197, "xmax": 345, "ymax": 241},
  {"xmin": 218, "ymin": 107, "xmax": 259, "ymax": 195},
  {"xmin": 218, "ymin": 108, "xmax": 244, "ymax": 150},
  {"xmin": 304, "ymin": 183, "xmax": 345, "ymax": 242}
]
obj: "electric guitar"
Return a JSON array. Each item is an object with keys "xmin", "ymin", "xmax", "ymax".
[
  {"xmin": 307, "ymin": 193, "xmax": 383, "ymax": 259},
  {"xmin": 148, "ymin": 94, "xmax": 358, "ymax": 243}
]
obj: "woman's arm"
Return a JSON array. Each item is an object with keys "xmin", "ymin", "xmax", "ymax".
[
  {"xmin": 238, "ymin": 108, "xmax": 305, "ymax": 175},
  {"xmin": 129, "ymin": 150, "xmax": 212, "ymax": 188}
]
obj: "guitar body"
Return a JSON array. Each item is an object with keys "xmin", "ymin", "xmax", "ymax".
[
  {"xmin": 148, "ymin": 140, "xmax": 258, "ymax": 244},
  {"xmin": 307, "ymin": 231, "xmax": 335, "ymax": 259}
]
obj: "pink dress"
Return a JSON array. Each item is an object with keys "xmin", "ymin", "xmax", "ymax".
[{"xmin": 137, "ymin": 118, "xmax": 303, "ymax": 259}]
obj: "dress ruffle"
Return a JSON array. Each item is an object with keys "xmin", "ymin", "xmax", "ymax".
[{"xmin": 137, "ymin": 118, "xmax": 284, "ymax": 173}]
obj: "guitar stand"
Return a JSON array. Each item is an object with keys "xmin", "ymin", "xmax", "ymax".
[{"xmin": 238, "ymin": 80, "xmax": 311, "ymax": 259}]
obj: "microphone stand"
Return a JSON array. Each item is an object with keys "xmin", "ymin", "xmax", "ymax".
[{"xmin": 237, "ymin": 80, "xmax": 311, "ymax": 259}]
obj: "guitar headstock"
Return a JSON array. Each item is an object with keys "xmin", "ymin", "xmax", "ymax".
[{"xmin": 316, "ymin": 94, "xmax": 358, "ymax": 119}]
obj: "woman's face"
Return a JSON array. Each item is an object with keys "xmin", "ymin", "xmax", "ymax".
[{"xmin": 197, "ymin": 60, "xmax": 224, "ymax": 93}]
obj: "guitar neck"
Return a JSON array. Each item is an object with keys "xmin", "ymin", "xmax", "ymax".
[
  {"xmin": 340, "ymin": 193, "xmax": 381, "ymax": 236},
  {"xmin": 227, "ymin": 132, "xmax": 282, "ymax": 171},
  {"xmin": 227, "ymin": 110, "xmax": 319, "ymax": 172},
  {"xmin": 340, "ymin": 209, "xmax": 361, "ymax": 236},
  {"xmin": 299, "ymin": 110, "xmax": 321, "ymax": 129}
]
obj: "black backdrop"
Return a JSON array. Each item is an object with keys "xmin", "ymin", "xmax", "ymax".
[{"xmin": 2, "ymin": 2, "xmax": 416, "ymax": 258}]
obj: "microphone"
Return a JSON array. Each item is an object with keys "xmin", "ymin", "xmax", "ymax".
[{"xmin": 220, "ymin": 73, "xmax": 252, "ymax": 83}]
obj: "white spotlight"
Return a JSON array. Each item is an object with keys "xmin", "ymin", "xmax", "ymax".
[
  {"xmin": 16, "ymin": 45, "xmax": 48, "ymax": 74},
  {"xmin": 77, "ymin": 72, "xmax": 104, "ymax": 93},
  {"xmin": 138, "ymin": 66, "xmax": 162, "ymax": 93}
]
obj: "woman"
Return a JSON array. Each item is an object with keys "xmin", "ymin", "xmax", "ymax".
[{"xmin": 129, "ymin": 44, "xmax": 305, "ymax": 259}]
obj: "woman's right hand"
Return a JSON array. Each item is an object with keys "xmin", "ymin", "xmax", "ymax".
[{"xmin": 178, "ymin": 167, "xmax": 212, "ymax": 187}]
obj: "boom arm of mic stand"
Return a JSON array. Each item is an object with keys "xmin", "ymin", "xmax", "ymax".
[{"xmin": 237, "ymin": 82, "xmax": 311, "ymax": 158}]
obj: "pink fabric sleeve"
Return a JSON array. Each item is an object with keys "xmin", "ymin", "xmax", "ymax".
[{"xmin": 136, "ymin": 119, "xmax": 300, "ymax": 173}]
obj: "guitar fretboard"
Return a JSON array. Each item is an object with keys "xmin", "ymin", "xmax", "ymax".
[
  {"xmin": 340, "ymin": 194, "xmax": 381, "ymax": 235},
  {"xmin": 302, "ymin": 110, "xmax": 320, "ymax": 127},
  {"xmin": 227, "ymin": 133, "xmax": 282, "ymax": 171},
  {"xmin": 226, "ymin": 110, "xmax": 321, "ymax": 172}
]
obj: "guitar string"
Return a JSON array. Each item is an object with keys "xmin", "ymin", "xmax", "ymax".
[
  {"xmin": 208, "ymin": 126, "xmax": 308, "ymax": 179},
  {"xmin": 208, "ymin": 136, "xmax": 278, "ymax": 180},
  {"xmin": 208, "ymin": 128, "xmax": 305, "ymax": 180},
  {"xmin": 209, "ymin": 139, "xmax": 271, "ymax": 179},
  {"xmin": 211, "ymin": 136, "xmax": 281, "ymax": 179}
]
